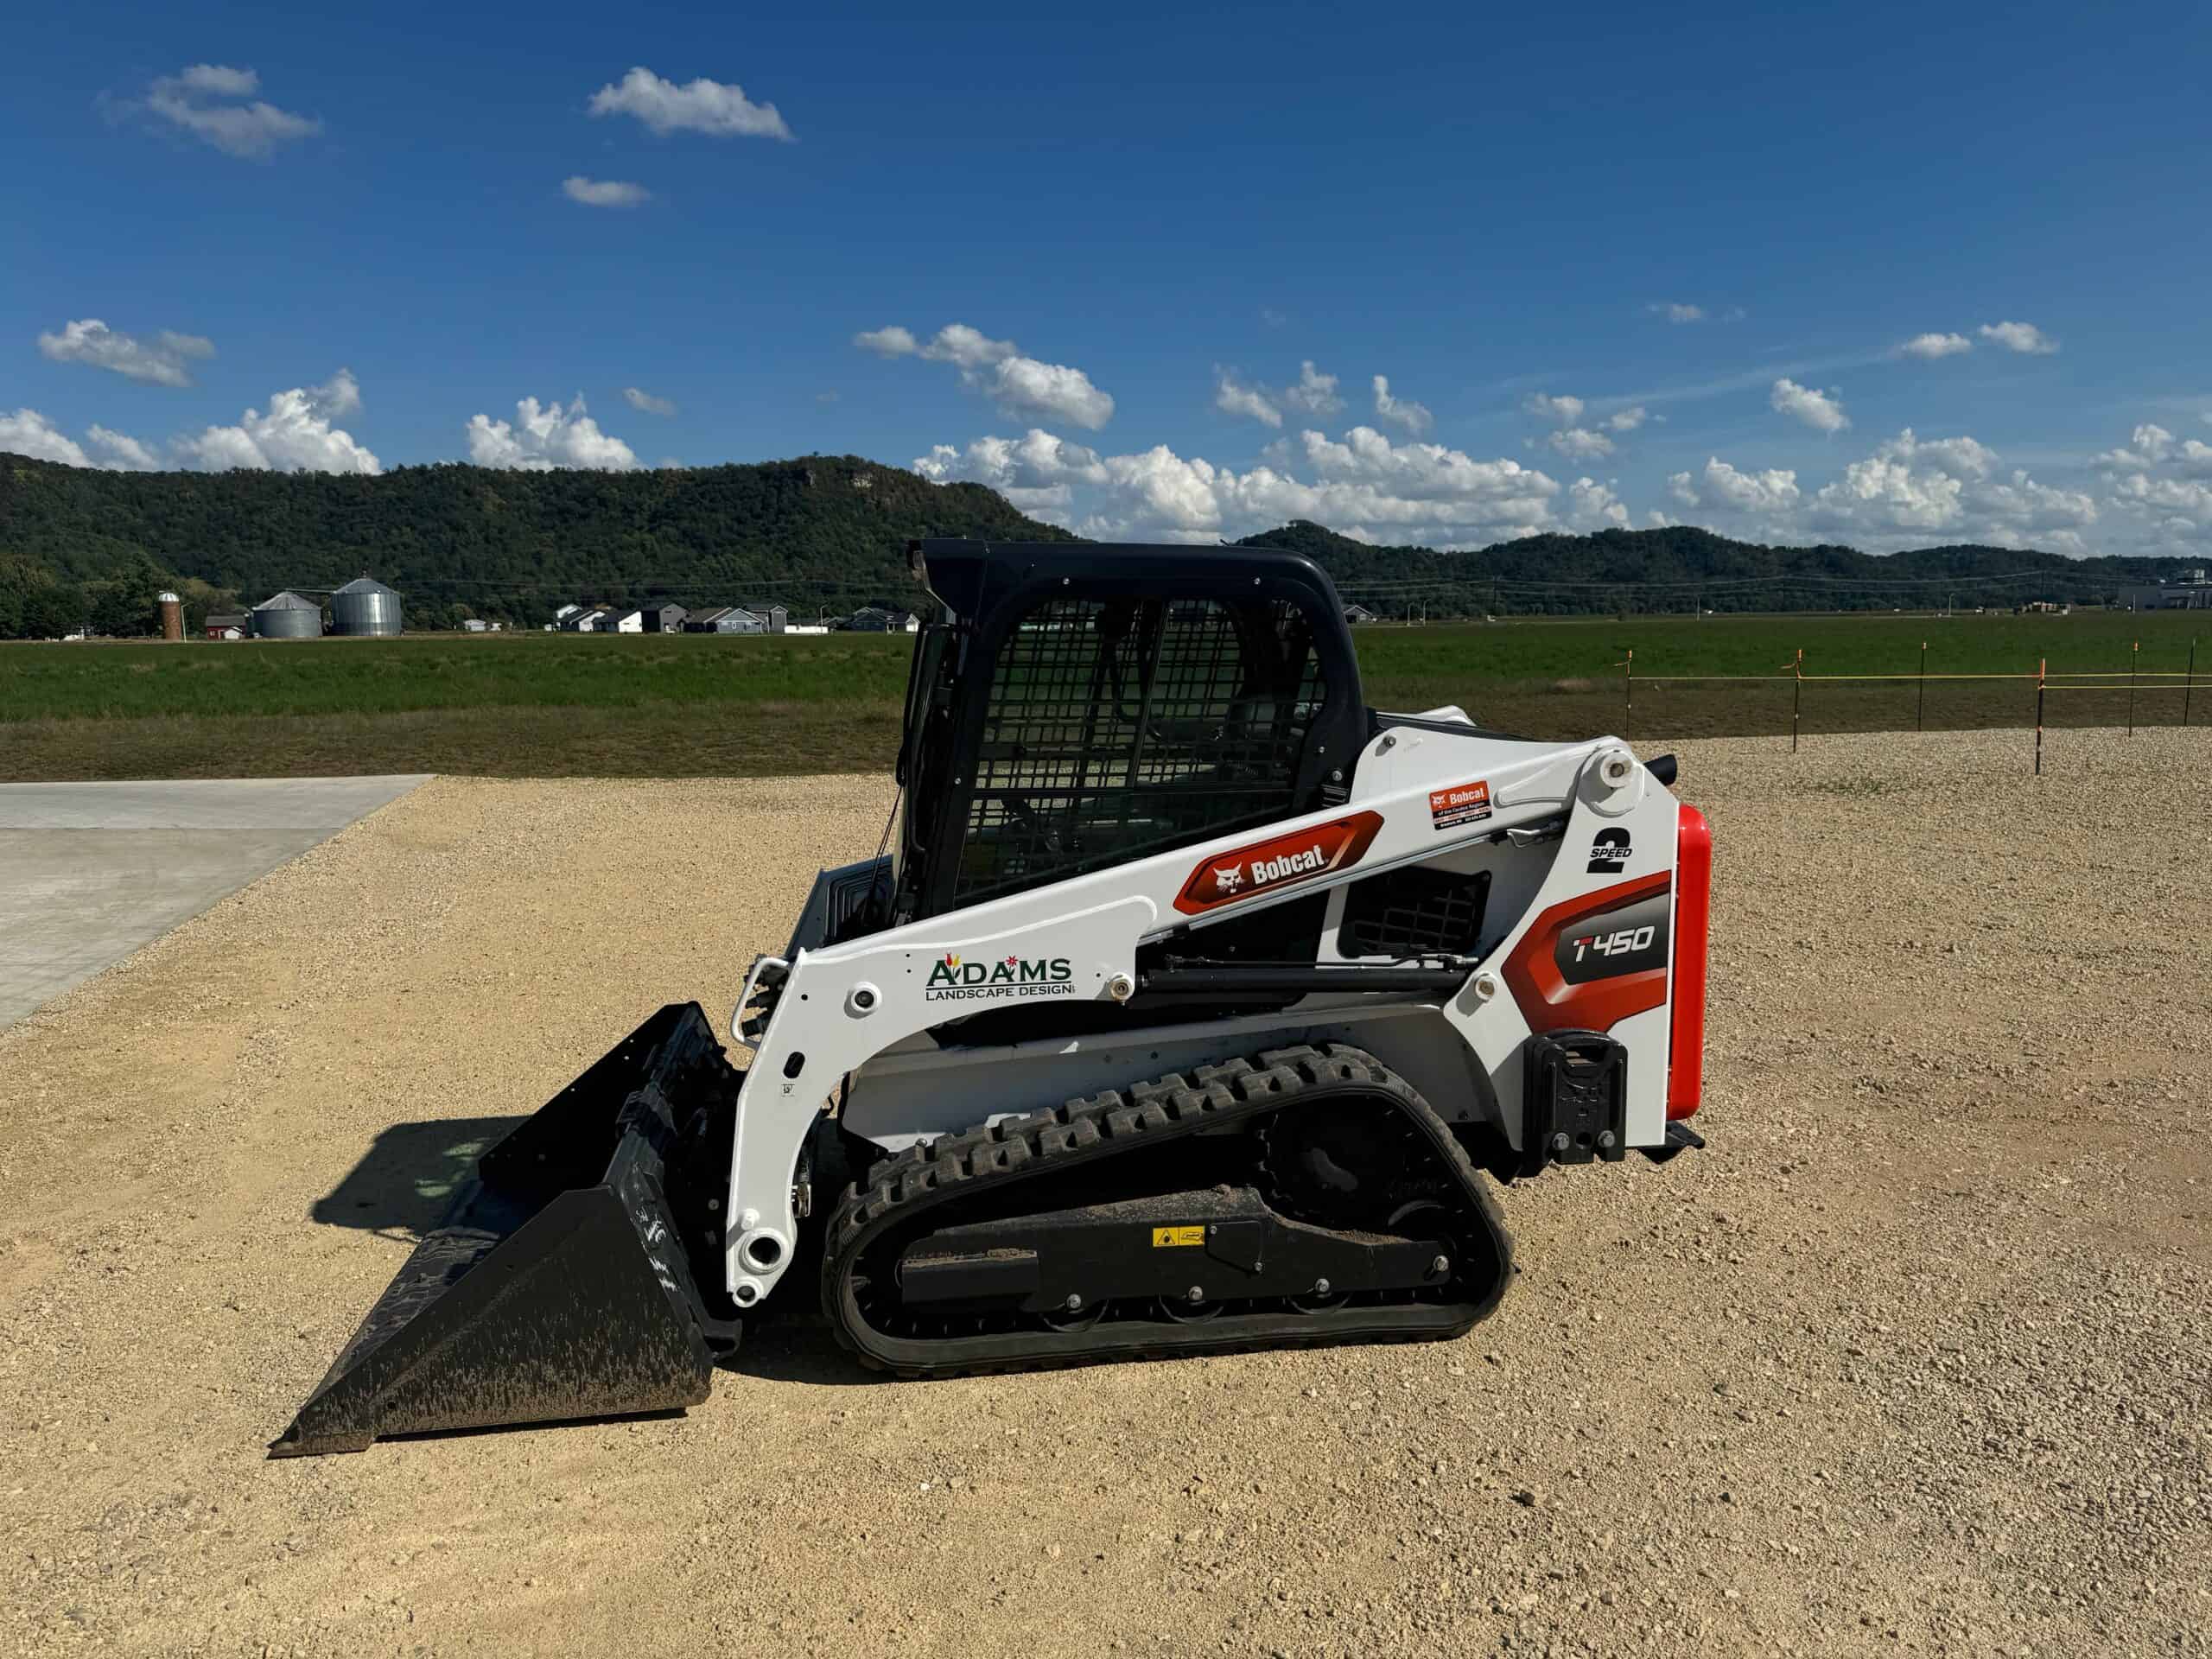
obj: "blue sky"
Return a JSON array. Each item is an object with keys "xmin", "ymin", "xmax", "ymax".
[{"xmin": 4, "ymin": 0, "xmax": 2209, "ymax": 557}]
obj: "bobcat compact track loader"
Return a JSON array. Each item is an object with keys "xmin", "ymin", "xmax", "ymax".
[{"xmin": 273, "ymin": 538, "xmax": 1711, "ymax": 1456}]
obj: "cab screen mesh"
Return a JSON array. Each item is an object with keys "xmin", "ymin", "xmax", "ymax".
[{"xmin": 952, "ymin": 597, "xmax": 1325, "ymax": 904}]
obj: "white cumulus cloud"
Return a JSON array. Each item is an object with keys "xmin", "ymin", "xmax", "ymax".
[
  {"xmin": 918, "ymin": 423, "xmax": 1560, "ymax": 546},
  {"xmin": 1567, "ymin": 477, "xmax": 1629, "ymax": 529},
  {"xmin": 176, "ymin": 64, "xmax": 260, "ymax": 98},
  {"xmin": 1680, "ymin": 457, "xmax": 1802, "ymax": 514},
  {"xmin": 914, "ymin": 429, "xmax": 1109, "ymax": 524},
  {"xmin": 854, "ymin": 325, "xmax": 918, "ymax": 357},
  {"xmin": 466, "ymin": 394, "xmax": 639, "ymax": 471},
  {"xmin": 1371, "ymin": 375, "xmax": 1433, "ymax": 435},
  {"xmin": 176, "ymin": 370, "xmax": 378, "ymax": 474},
  {"xmin": 1547, "ymin": 427, "xmax": 1615, "ymax": 461},
  {"xmin": 2093, "ymin": 423, "xmax": 2212, "ymax": 480},
  {"xmin": 993, "ymin": 356, "xmax": 1115, "ymax": 429},
  {"xmin": 1214, "ymin": 371, "xmax": 1281, "ymax": 428},
  {"xmin": 2097, "ymin": 423, "xmax": 2174, "ymax": 471},
  {"xmin": 862, "ymin": 322, "xmax": 1115, "ymax": 429},
  {"xmin": 563, "ymin": 176, "xmax": 651, "ymax": 207},
  {"xmin": 1979, "ymin": 320, "xmax": 2058, "ymax": 355},
  {"xmin": 2095, "ymin": 416, "xmax": 2212, "ymax": 550},
  {"xmin": 1524, "ymin": 392, "xmax": 1585, "ymax": 426},
  {"xmin": 1650, "ymin": 302, "xmax": 1706, "ymax": 323},
  {"xmin": 623, "ymin": 386, "xmax": 677, "ymax": 417},
  {"xmin": 37, "ymin": 318, "xmax": 214, "ymax": 387},
  {"xmin": 1900, "ymin": 332, "xmax": 1974, "ymax": 360},
  {"xmin": 86, "ymin": 425, "xmax": 159, "ymax": 469},
  {"xmin": 1281, "ymin": 361, "xmax": 1344, "ymax": 416},
  {"xmin": 918, "ymin": 324, "xmax": 1014, "ymax": 370},
  {"xmin": 1811, "ymin": 429, "xmax": 2073, "ymax": 542},
  {"xmin": 1770, "ymin": 377, "xmax": 1851, "ymax": 433},
  {"xmin": 588, "ymin": 67, "xmax": 793, "ymax": 140},
  {"xmin": 1215, "ymin": 360, "xmax": 1342, "ymax": 427},
  {"xmin": 140, "ymin": 64, "xmax": 321, "ymax": 159},
  {"xmin": 1529, "ymin": 395, "xmax": 1643, "ymax": 459},
  {"xmin": 1, "ymin": 409, "xmax": 92, "ymax": 467}
]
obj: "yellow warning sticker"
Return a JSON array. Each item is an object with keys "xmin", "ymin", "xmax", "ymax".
[{"xmin": 1151, "ymin": 1225, "xmax": 1205, "ymax": 1248}]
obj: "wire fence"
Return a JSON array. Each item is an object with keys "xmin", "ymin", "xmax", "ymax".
[{"xmin": 1612, "ymin": 638, "xmax": 2202, "ymax": 774}]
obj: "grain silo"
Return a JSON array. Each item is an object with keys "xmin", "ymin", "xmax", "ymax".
[
  {"xmin": 158, "ymin": 592, "xmax": 182, "ymax": 642},
  {"xmin": 252, "ymin": 589, "xmax": 324, "ymax": 639},
  {"xmin": 331, "ymin": 575, "xmax": 402, "ymax": 637}
]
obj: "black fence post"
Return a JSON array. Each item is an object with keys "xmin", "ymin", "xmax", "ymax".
[
  {"xmin": 1790, "ymin": 648, "xmax": 1803, "ymax": 753},
  {"xmin": 2187, "ymin": 637, "xmax": 2198, "ymax": 728},
  {"xmin": 2127, "ymin": 639, "xmax": 2138, "ymax": 737},
  {"xmin": 1624, "ymin": 647, "xmax": 1633, "ymax": 741},
  {"xmin": 1916, "ymin": 639, "xmax": 1927, "ymax": 732}
]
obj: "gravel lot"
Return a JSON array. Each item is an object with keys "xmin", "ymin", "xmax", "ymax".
[{"xmin": 3, "ymin": 730, "xmax": 2206, "ymax": 1658}]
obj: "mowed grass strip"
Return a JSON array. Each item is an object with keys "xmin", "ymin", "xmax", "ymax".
[
  {"xmin": 1, "ymin": 611, "xmax": 2200, "ymax": 780},
  {"xmin": 0, "ymin": 702, "xmax": 907, "ymax": 781},
  {"xmin": 0, "ymin": 629, "xmax": 919, "ymax": 722}
]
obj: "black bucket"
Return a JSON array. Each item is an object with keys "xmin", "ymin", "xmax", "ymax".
[{"xmin": 272, "ymin": 1004, "xmax": 743, "ymax": 1457}]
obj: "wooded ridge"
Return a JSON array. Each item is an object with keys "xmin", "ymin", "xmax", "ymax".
[{"xmin": 0, "ymin": 449, "xmax": 2192, "ymax": 637}]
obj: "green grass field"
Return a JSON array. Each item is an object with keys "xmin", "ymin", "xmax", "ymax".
[{"xmin": 2, "ymin": 611, "xmax": 2201, "ymax": 780}]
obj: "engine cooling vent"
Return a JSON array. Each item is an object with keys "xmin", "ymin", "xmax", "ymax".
[{"xmin": 1339, "ymin": 866, "xmax": 1491, "ymax": 959}]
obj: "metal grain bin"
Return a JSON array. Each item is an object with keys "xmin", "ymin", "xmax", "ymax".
[
  {"xmin": 252, "ymin": 590, "xmax": 325, "ymax": 639},
  {"xmin": 331, "ymin": 575, "xmax": 402, "ymax": 637}
]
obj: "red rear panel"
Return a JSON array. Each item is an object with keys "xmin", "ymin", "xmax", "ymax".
[{"xmin": 1667, "ymin": 804, "xmax": 1712, "ymax": 1120}]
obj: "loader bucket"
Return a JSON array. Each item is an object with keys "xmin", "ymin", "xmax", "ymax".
[{"xmin": 271, "ymin": 1003, "xmax": 743, "ymax": 1458}]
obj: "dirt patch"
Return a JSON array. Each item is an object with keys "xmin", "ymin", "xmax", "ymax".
[{"xmin": 3, "ymin": 733, "xmax": 2207, "ymax": 1656}]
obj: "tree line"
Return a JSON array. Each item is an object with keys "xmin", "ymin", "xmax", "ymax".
[{"xmin": 2, "ymin": 448, "xmax": 2198, "ymax": 639}]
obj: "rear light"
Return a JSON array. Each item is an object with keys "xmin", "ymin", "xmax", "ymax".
[{"xmin": 1667, "ymin": 804, "xmax": 1712, "ymax": 1120}]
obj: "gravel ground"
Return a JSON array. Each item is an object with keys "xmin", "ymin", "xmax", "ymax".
[{"xmin": 3, "ymin": 730, "xmax": 2206, "ymax": 1658}]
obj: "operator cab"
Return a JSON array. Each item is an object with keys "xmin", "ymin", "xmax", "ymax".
[{"xmin": 892, "ymin": 539, "xmax": 1369, "ymax": 926}]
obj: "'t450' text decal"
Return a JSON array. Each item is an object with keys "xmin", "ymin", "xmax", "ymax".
[
  {"xmin": 1173, "ymin": 811, "xmax": 1385, "ymax": 915},
  {"xmin": 1555, "ymin": 893, "xmax": 1670, "ymax": 984}
]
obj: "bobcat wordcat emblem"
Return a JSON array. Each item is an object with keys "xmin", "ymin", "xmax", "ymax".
[
  {"xmin": 924, "ymin": 951, "xmax": 1076, "ymax": 1002},
  {"xmin": 1173, "ymin": 810, "xmax": 1388, "ymax": 915}
]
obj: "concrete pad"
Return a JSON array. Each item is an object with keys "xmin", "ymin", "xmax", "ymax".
[{"xmin": 0, "ymin": 776, "xmax": 429, "ymax": 1028}]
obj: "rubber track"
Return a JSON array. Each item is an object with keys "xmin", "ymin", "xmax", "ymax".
[{"xmin": 822, "ymin": 1043, "xmax": 1513, "ymax": 1377}]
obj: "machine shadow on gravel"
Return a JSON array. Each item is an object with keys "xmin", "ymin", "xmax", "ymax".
[{"xmin": 309, "ymin": 1117, "xmax": 523, "ymax": 1242}]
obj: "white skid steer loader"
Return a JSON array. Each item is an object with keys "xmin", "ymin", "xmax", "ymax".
[{"xmin": 274, "ymin": 539, "xmax": 1710, "ymax": 1455}]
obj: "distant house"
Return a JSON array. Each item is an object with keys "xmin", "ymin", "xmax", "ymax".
[
  {"xmin": 1343, "ymin": 604, "xmax": 1379, "ymax": 624},
  {"xmin": 737, "ymin": 601, "xmax": 789, "ymax": 633},
  {"xmin": 642, "ymin": 603, "xmax": 689, "ymax": 633},
  {"xmin": 607, "ymin": 608, "xmax": 645, "ymax": 634},
  {"xmin": 689, "ymin": 606, "xmax": 771, "ymax": 634},
  {"xmin": 554, "ymin": 604, "xmax": 582, "ymax": 622},
  {"xmin": 561, "ymin": 607, "xmax": 607, "ymax": 632},
  {"xmin": 203, "ymin": 613, "xmax": 249, "ymax": 639},
  {"xmin": 847, "ymin": 606, "xmax": 918, "ymax": 633},
  {"xmin": 461, "ymin": 618, "xmax": 490, "ymax": 632}
]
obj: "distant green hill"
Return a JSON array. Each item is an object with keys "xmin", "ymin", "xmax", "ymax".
[
  {"xmin": 0, "ymin": 449, "xmax": 2193, "ymax": 639},
  {"xmin": 0, "ymin": 452, "xmax": 1071, "ymax": 637},
  {"xmin": 1236, "ymin": 520, "xmax": 2194, "ymax": 616}
]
